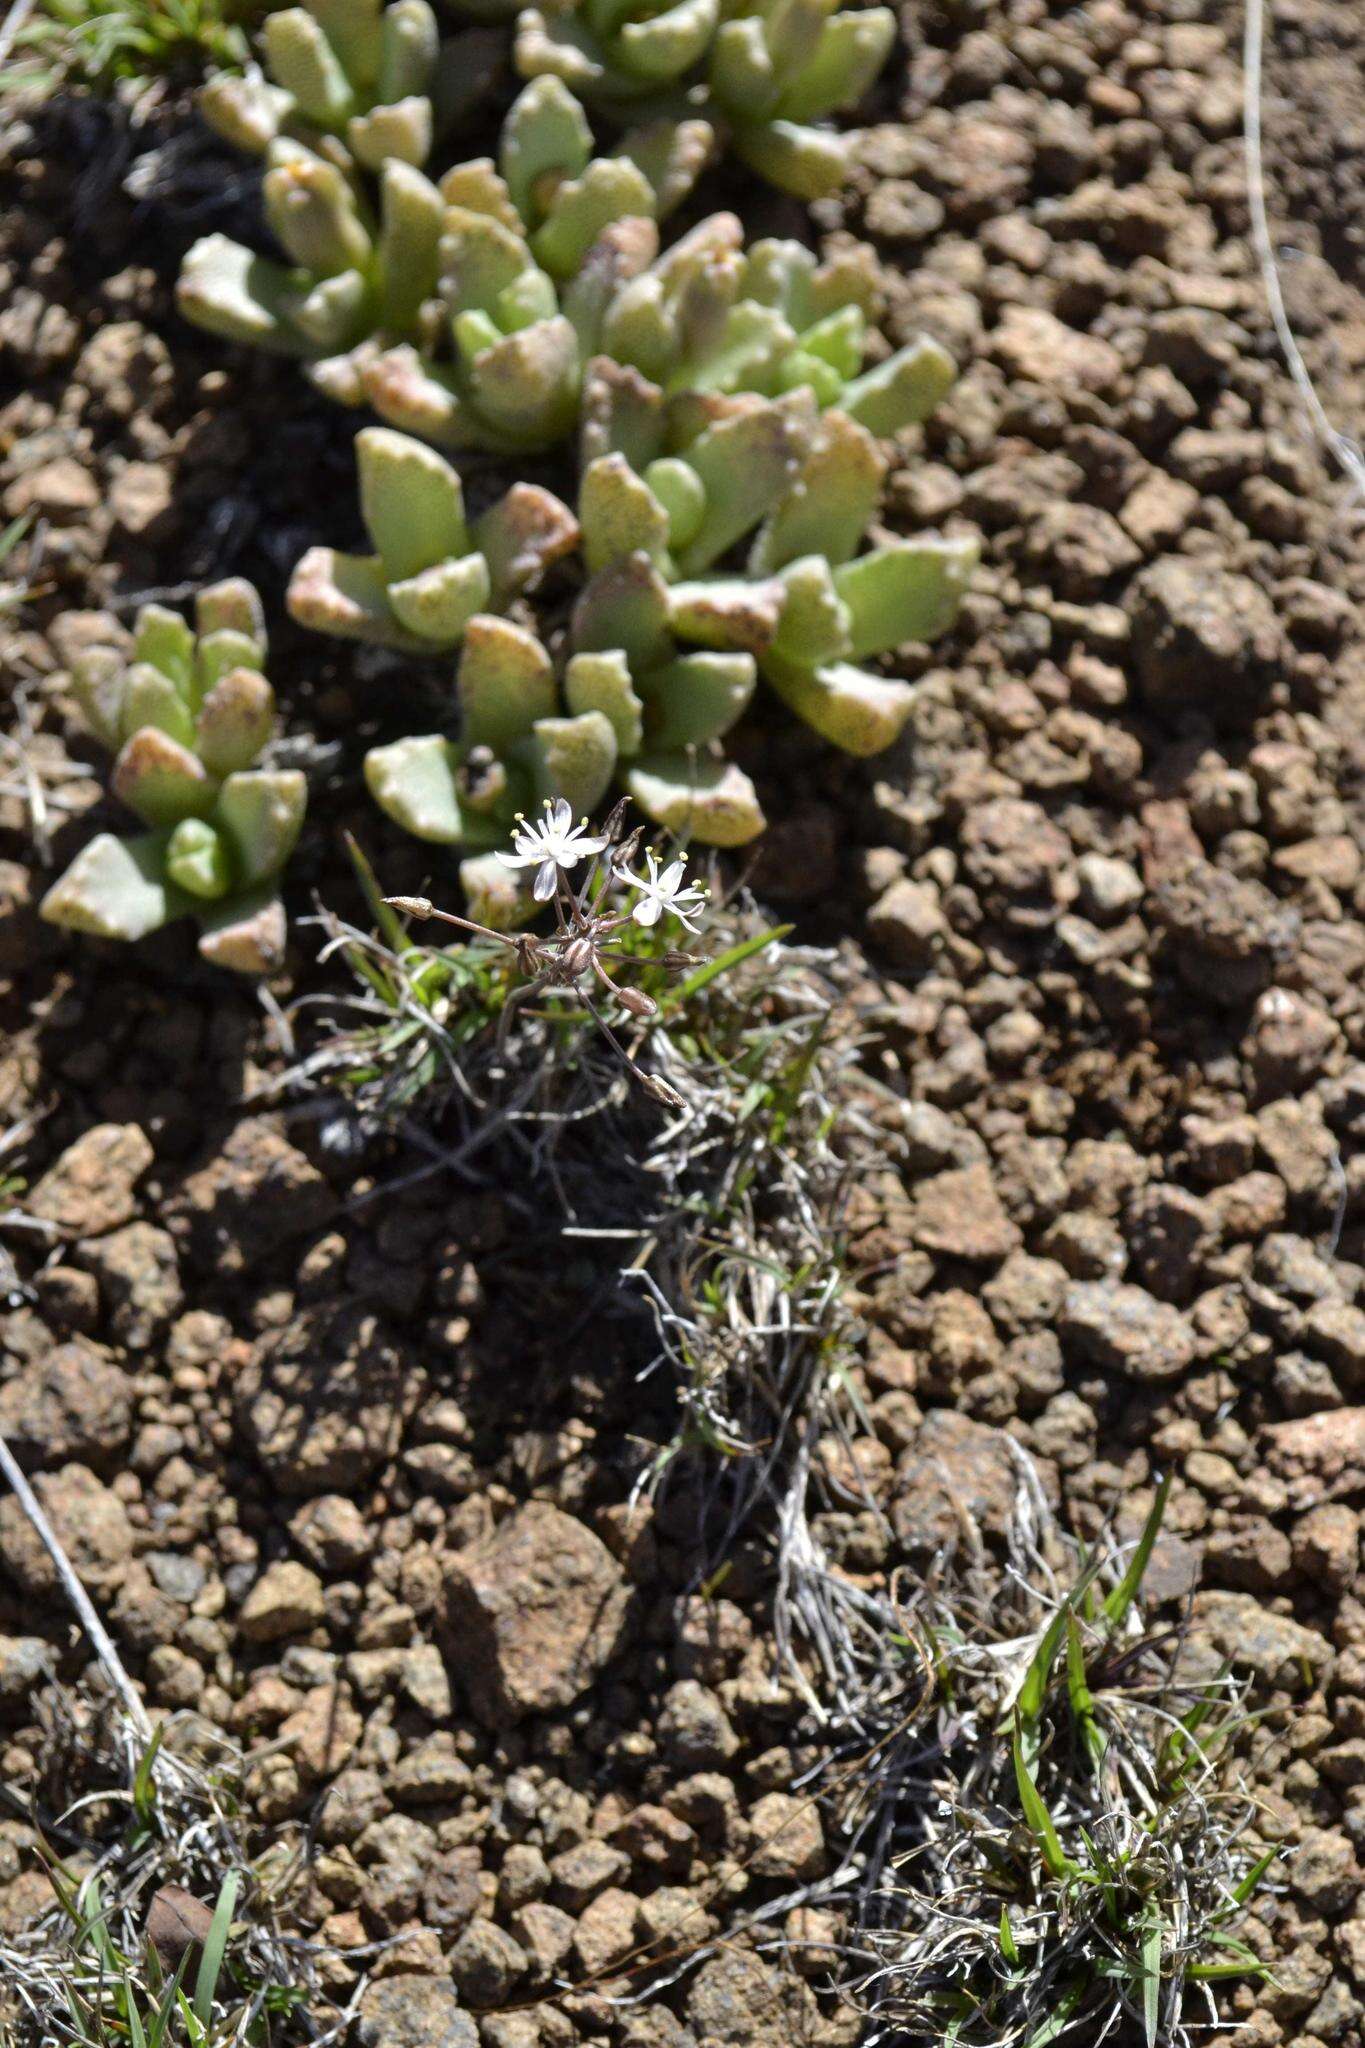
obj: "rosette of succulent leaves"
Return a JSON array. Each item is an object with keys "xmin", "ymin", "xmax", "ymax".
[
  {"xmin": 286, "ymin": 425, "xmax": 579, "ymax": 650},
  {"xmin": 331, "ymin": 393, "xmax": 975, "ymax": 875},
  {"xmin": 39, "ymin": 584, "xmax": 307, "ymax": 974},
  {"xmin": 178, "ymin": 71, "xmax": 952, "ymax": 460},
  {"xmin": 514, "ymin": 0, "xmax": 897, "ymax": 199},
  {"xmin": 198, "ymin": 0, "xmax": 445, "ymax": 169}
]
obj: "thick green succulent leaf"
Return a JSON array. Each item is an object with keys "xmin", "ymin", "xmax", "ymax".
[
  {"xmin": 440, "ymin": 155, "xmax": 522, "ymax": 230},
  {"xmin": 623, "ymin": 752, "xmax": 765, "ymax": 845},
  {"xmin": 265, "ymin": 6, "xmax": 357, "ymax": 129},
  {"xmin": 465, "ymin": 317, "xmax": 581, "ymax": 448},
  {"xmin": 308, "ymin": 0, "xmax": 384, "ymax": 84},
  {"xmin": 475, "ymin": 483, "xmax": 581, "ymax": 604},
  {"xmin": 196, "ymin": 578, "xmax": 267, "ymax": 655},
  {"xmin": 618, "ymin": 0, "xmax": 718, "ymax": 81},
  {"xmin": 572, "ymin": 555, "xmax": 673, "ymax": 668},
  {"xmin": 292, "ymin": 267, "xmax": 374, "ymax": 351},
  {"xmin": 377, "ymin": 0, "xmax": 439, "ymax": 99},
  {"xmin": 358, "ymin": 425, "xmax": 468, "ymax": 580},
  {"xmin": 840, "ymin": 333, "xmax": 957, "ymax": 437},
  {"xmin": 562, "ymin": 215, "xmax": 662, "ymax": 353},
  {"xmin": 531, "ymin": 157, "xmax": 658, "ymax": 278},
  {"xmin": 349, "ymin": 94, "xmax": 433, "ymax": 170},
  {"xmin": 709, "ymin": 15, "xmax": 776, "ymax": 115},
  {"xmin": 457, "ymin": 616, "xmax": 557, "ymax": 750},
  {"xmin": 197, "ymin": 628, "xmax": 268, "ymax": 697},
  {"xmin": 288, "ymin": 546, "xmax": 415, "ymax": 647},
  {"xmin": 166, "ymin": 817, "xmax": 233, "ymax": 900},
  {"xmin": 264, "ymin": 154, "xmax": 373, "ymax": 277},
  {"xmin": 638, "ymin": 650, "xmax": 755, "ymax": 747},
  {"xmin": 40, "ymin": 832, "xmax": 180, "ymax": 943},
  {"xmin": 672, "ymin": 399, "xmax": 811, "ymax": 574},
  {"xmin": 133, "ymin": 604, "xmax": 196, "ymax": 694},
  {"xmin": 366, "ymin": 735, "xmax": 468, "ymax": 843},
  {"xmin": 565, "ymin": 649, "xmax": 645, "ymax": 753},
  {"xmin": 122, "ymin": 663, "xmax": 196, "ymax": 749},
  {"xmin": 177, "ymin": 234, "xmax": 310, "ymax": 354},
  {"xmin": 524, "ymin": 709, "xmax": 617, "ymax": 814},
  {"xmin": 668, "ymin": 575, "xmax": 785, "ymax": 653},
  {"xmin": 214, "ymin": 769, "xmax": 308, "ymax": 886},
  {"xmin": 443, "ymin": 206, "xmax": 537, "ymax": 319},
  {"xmin": 775, "ymin": 6, "xmax": 895, "ymax": 122},
  {"xmin": 200, "ymin": 74, "xmax": 291, "ymax": 154},
  {"xmin": 579, "ymin": 354, "xmax": 666, "ymax": 470},
  {"xmin": 749, "ymin": 407, "xmax": 884, "ymax": 571},
  {"xmin": 388, "ymin": 554, "xmax": 492, "ymax": 644},
  {"xmin": 197, "ymin": 887, "xmax": 290, "ymax": 974},
  {"xmin": 112, "ymin": 729, "xmax": 215, "ymax": 828},
  {"xmin": 361, "ymin": 345, "xmax": 475, "ymax": 446},
  {"xmin": 515, "ymin": 7, "xmax": 609, "ymax": 94},
  {"xmin": 762, "ymin": 651, "xmax": 915, "ymax": 754},
  {"xmin": 73, "ymin": 648, "xmax": 128, "ymax": 753},
  {"xmin": 833, "ymin": 535, "xmax": 979, "ymax": 658},
  {"xmin": 731, "ymin": 118, "xmax": 850, "ymax": 201},
  {"xmin": 377, "ymin": 160, "xmax": 446, "ymax": 331},
  {"xmin": 580, "ymin": 453, "xmax": 671, "ymax": 574},
  {"xmin": 500, "ymin": 76, "xmax": 593, "ymax": 221},
  {"xmin": 771, "ymin": 555, "xmax": 852, "ymax": 667},
  {"xmin": 620, "ymin": 115, "xmax": 713, "ymax": 216},
  {"xmin": 643, "ymin": 456, "xmax": 705, "ymax": 549}
]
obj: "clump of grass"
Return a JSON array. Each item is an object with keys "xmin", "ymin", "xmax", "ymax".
[
  {"xmin": 275, "ymin": 817, "xmax": 879, "ymax": 1526},
  {"xmin": 0, "ymin": 1691, "xmax": 321, "ymax": 2047},
  {"xmin": 832, "ymin": 1476, "xmax": 1274, "ymax": 2048},
  {"xmin": 0, "ymin": 0, "xmax": 255, "ymax": 103}
]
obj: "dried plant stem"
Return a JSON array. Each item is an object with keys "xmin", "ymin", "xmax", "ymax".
[{"xmin": 0, "ymin": 1429, "xmax": 151, "ymax": 1741}]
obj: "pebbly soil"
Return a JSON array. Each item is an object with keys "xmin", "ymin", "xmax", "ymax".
[{"xmin": 5, "ymin": 0, "xmax": 1365, "ymax": 2044}]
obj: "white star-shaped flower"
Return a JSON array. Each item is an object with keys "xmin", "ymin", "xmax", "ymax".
[
  {"xmin": 496, "ymin": 797, "xmax": 608, "ymax": 902},
  {"xmin": 621, "ymin": 850, "xmax": 708, "ymax": 932}
]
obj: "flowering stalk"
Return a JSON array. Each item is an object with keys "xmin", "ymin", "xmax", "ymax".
[{"xmin": 384, "ymin": 798, "xmax": 710, "ymax": 1104}]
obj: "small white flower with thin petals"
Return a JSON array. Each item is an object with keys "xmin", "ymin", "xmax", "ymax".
[
  {"xmin": 622, "ymin": 850, "xmax": 708, "ymax": 932},
  {"xmin": 497, "ymin": 797, "xmax": 608, "ymax": 902}
]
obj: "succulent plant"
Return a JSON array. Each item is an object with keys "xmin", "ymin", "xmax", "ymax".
[
  {"xmin": 40, "ymin": 583, "xmax": 306, "ymax": 974},
  {"xmin": 177, "ymin": 142, "xmax": 449, "ymax": 362},
  {"xmin": 286, "ymin": 426, "xmax": 579, "ymax": 651},
  {"xmin": 360, "ymin": 172, "xmax": 954, "ymax": 455},
  {"xmin": 515, "ymin": 0, "xmax": 896, "ymax": 198},
  {"xmin": 577, "ymin": 384, "xmax": 980, "ymax": 760},
  {"xmin": 354, "ymin": 78, "xmax": 714, "ymax": 451},
  {"xmin": 199, "ymin": 0, "xmax": 442, "ymax": 169},
  {"xmin": 364, "ymin": 613, "xmax": 619, "ymax": 920}
]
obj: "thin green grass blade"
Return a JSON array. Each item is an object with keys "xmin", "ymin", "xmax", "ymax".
[
  {"xmin": 346, "ymin": 831, "xmax": 408, "ymax": 952},
  {"xmin": 999, "ymin": 1903, "xmax": 1020, "ymax": 1965},
  {"xmin": 1066, "ymin": 1614, "xmax": 1106, "ymax": 1770},
  {"xmin": 1140, "ymin": 1908, "xmax": 1162, "ymax": 2048},
  {"xmin": 193, "ymin": 1868, "xmax": 238, "ymax": 2026},
  {"xmin": 668, "ymin": 923, "xmax": 793, "ymax": 1005},
  {"xmin": 1021, "ymin": 1977, "xmax": 1085, "ymax": 2047},
  {"xmin": 1232, "ymin": 1849, "xmax": 1278, "ymax": 1904},
  {"xmin": 1012, "ymin": 1717, "xmax": 1070, "ymax": 1880},
  {"xmin": 131, "ymin": 1724, "xmax": 165, "ymax": 1832},
  {"xmin": 1103, "ymin": 1472, "xmax": 1172, "ymax": 1627}
]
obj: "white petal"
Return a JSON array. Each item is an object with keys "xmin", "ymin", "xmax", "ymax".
[
  {"xmin": 632, "ymin": 895, "xmax": 663, "ymax": 926},
  {"xmin": 551, "ymin": 795, "xmax": 572, "ymax": 833},
  {"xmin": 533, "ymin": 859, "xmax": 559, "ymax": 901},
  {"xmin": 660, "ymin": 858, "xmax": 688, "ymax": 893},
  {"xmin": 497, "ymin": 849, "xmax": 532, "ymax": 869}
]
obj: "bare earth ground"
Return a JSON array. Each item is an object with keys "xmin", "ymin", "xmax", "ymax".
[{"xmin": 5, "ymin": 0, "xmax": 1365, "ymax": 2043}]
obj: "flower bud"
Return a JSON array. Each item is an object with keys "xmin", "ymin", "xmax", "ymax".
[
  {"xmin": 617, "ymin": 984, "xmax": 658, "ymax": 1018},
  {"xmin": 385, "ymin": 894, "xmax": 434, "ymax": 918}
]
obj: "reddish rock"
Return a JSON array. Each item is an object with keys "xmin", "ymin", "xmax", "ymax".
[{"xmin": 442, "ymin": 1502, "xmax": 632, "ymax": 1724}]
